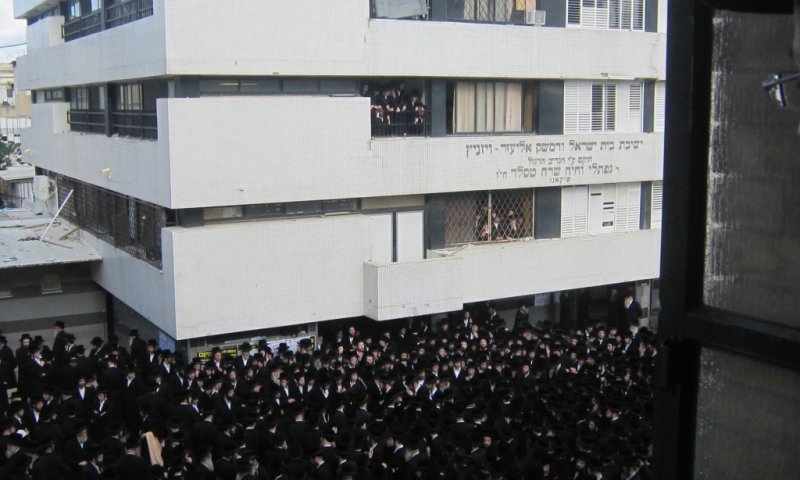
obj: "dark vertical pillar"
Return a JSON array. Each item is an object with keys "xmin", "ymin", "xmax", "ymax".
[
  {"xmin": 103, "ymin": 84, "xmax": 112, "ymax": 136},
  {"xmin": 640, "ymin": 181, "xmax": 652, "ymax": 230},
  {"xmin": 536, "ymin": 81, "xmax": 564, "ymax": 135},
  {"xmin": 430, "ymin": 80, "xmax": 447, "ymax": 137},
  {"xmin": 425, "ymin": 195, "xmax": 446, "ymax": 250},
  {"xmin": 645, "ymin": 0, "xmax": 658, "ymax": 33},
  {"xmin": 643, "ymin": 80, "xmax": 655, "ymax": 133},
  {"xmin": 430, "ymin": 0, "xmax": 447, "ymax": 20},
  {"xmin": 537, "ymin": 0, "xmax": 566, "ymax": 27},
  {"xmin": 534, "ymin": 187, "xmax": 561, "ymax": 239}
]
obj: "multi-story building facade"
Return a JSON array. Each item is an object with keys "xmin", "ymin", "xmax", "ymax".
[{"xmin": 12, "ymin": 0, "xmax": 666, "ymax": 352}]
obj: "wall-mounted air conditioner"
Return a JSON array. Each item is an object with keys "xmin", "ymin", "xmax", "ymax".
[{"xmin": 525, "ymin": 10, "xmax": 546, "ymax": 26}]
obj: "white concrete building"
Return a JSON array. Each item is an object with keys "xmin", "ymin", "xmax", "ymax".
[{"xmin": 12, "ymin": 0, "xmax": 665, "ymax": 353}]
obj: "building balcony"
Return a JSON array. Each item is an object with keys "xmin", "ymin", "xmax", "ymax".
[
  {"xmin": 429, "ymin": 228, "xmax": 661, "ymax": 303},
  {"xmin": 83, "ymin": 213, "xmax": 659, "ymax": 338},
  {"xmin": 364, "ymin": 257, "xmax": 464, "ymax": 320},
  {"xmin": 16, "ymin": 0, "xmax": 666, "ymax": 91},
  {"xmin": 23, "ymin": 98, "xmax": 663, "ymax": 209}
]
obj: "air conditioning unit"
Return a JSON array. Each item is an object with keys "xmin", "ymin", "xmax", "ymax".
[{"xmin": 525, "ymin": 10, "xmax": 547, "ymax": 26}]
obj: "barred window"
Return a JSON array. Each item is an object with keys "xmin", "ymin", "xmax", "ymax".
[
  {"xmin": 443, "ymin": 189, "xmax": 533, "ymax": 246},
  {"xmin": 55, "ymin": 175, "xmax": 168, "ymax": 269}
]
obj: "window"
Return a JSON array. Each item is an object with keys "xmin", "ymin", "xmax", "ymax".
[
  {"xmin": 650, "ymin": 180, "xmax": 662, "ymax": 229},
  {"xmin": 41, "ymin": 273, "xmax": 62, "ymax": 294},
  {"xmin": 442, "ymin": 190, "xmax": 533, "ymax": 245},
  {"xmin": 55, "ymin": 175, "xmax": 168, "ymax": 268},
  {"xmin": 67, "ymin": 0, "xmax": 82, "ymax": 20},
  {"xmin": 69, "ymin": 85, "xmax": 105, "ymax": 111},
  {"xmin": 116, "ymin": 83, "xmax": 143, "ymax": 111},
  {"xmin": 202, "ymin": 200, "xmax": 359, "ymax": 224},
  {"xmin": 448, "ymin": 81, "xmax": 537, "ymax": 134},
  {"xmin": 567, "ymin": 0, "xmax": 645, "ymax": 30},
  {"xmin": 41, "ymin": 89, "xmax": 64, "ymax": 102},
  {"xmin": 204, "ymin": 206, "xmax": 244, "ymax": 222},
  {"xmin": 198, "ymin": 78, "xmax": 357, "ymax": 96},
  {"xmin": 0, "ymin": 281, "xmax": 11, "ymax": 299},
  {"xmin": 654, "ymin": 81, "xmax": 666, "ymax": 132},
  {"xmin": 565, "ymin": 81, "xmax": 643, "ymax": 133},
  {"xmin": 591, "ymin": 84, "xmax": 616, "ymax": 132},
  {"xmin": 563, "ymin": 182, "xmax": 642, "ymax": 237}
]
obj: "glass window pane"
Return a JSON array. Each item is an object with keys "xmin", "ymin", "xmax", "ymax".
[
  {"xmin": 704, "ymin": 11, "xmax": 800, "ymax": 327},
  {"xmin": 243, "ymin": 204, "xmax": 284, "ymax": 217},
  {"xmin": 199, "ymin": 79, "xmax": 240, "ymax": 95},
  {"xmin": 282, "ymin": 79, "xmax": 320, "ymax": 93},
  {"xmin": 239, "ymin": 79, "xmax": 281, "ymax": 94},
  {"xmin": 285, "ymin": 201, "xmax": 323, "ymax": 216},
  {"xmin": 694, "ymin": 348, "xmax": 800, "ymax": 479}
]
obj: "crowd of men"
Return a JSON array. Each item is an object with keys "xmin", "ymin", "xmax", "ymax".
[
  {"xmin": 0, "ymin": 296, "xmax": 656, "ymax": 479},
  {"xmin": 362, "ymin": 82, "xmax": 428, "ymax": 137}
]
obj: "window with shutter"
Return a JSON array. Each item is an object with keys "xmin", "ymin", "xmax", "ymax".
[
  {"xmin": 574, "ymin": 0, "xmax": 644, "ymax": 30},
  {"xmin": 651, "ymin": 181, "xmax": 663, "ymax": 229},
  {"xmin": 604, "ymin": 84, "xmax": 616, "ymax": 131},
  {"xmin": 591, "ymin": 84, "xmax": 604, "ymax": 131},
  {"xmin": 568, "ymin": 0, "xmax": 581, "ymax": 26},
  {"xmin": 632, "ymin": 0, "xmax": 644, "ymax": 30},
  {"xmin": 567, "ymin": 81, "xmax": 631, "ymax": 133},
  {"xmin": 628, "ymin": 83, "xmax": 642, "ymax": 132},
  {"xmin": 564, "ymin": 83, "xmax": 579, "ymax": 133},
  {"xmin": 561, "ymin": 186, "xmax": 589, "ymax": 237},
  {"xmin": 614, "ymin": 182, "xmax": 641, "ymax": 232},
  {"xmin": 654, "ymin": 81, "xmax": 666, "ymax": 132}
]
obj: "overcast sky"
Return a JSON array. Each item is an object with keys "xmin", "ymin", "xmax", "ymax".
[{"xmin": 0, "ymin": 0, "xmax": 27, "ymax": 63}]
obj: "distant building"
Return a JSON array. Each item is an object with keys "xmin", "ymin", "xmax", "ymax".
[
  {"xmin": 12, "ymin": 0, "xmax": 666, "ymax": 355},
  {"xmin": 0, "ymin": 61, "xmax": 31, "ymax": 143}
]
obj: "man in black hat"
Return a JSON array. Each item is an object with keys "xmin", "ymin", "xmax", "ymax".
[
  {"xmin": 77, "ymin": 443, "xmax": 104, "ymax": 480},
  {"xmin": 234, "ymin": 342, "xmax": 254, "ymax": 374},
  {"xmin": 128, "ymin": 330, "xmax": 146, "ymax": 366},
  {"xmin": 117, "ymin": 437, "xmax": 152, "ymax": 480},
  {"xmin": 122, "ymin": 364, "xmax": 145, "ymax": 435},
  {"xmin": 52, "ymin": 321, "xmax": 67, "ymax": 364},
  {"xmin": 62, "ymin": 422, "xmax": 91, "ymax": 474},
  {"xmin": 0, "ymin": 335, "xmax": 16, "ymax": 389}
]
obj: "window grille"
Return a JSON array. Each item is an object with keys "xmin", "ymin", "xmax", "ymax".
[
  {"xmin": 442, "ymin": 189, "xmax": 533, "ymax": 246},
  {"xmin": 55, "ymin": 175, "xmax": 167, "ymax": 269}
]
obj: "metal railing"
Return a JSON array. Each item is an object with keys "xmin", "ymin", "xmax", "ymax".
[
  {"xmin": 371, "ymin": 109, "xmax": 430, "ymax": 137},
  {"xmin": 56, "ymin": 175, "xmax": 166, "ymax": 269},
  {"xmin": 63, "ymin": 0, "xmax": 154, "ymax": 42},
  {"xmin": 68, "ymin": 110, "xmax": 106, "ymax": 135},
  {"xmin": 111, "ymin": 111, "xmax": 158, "ymax": 140},
  {"xmin": 443, "ymin": 189, "xmax": 533, "ymax": 245},
  {"xmin": 105, "ymin": 0, "xmax": 154, "ymax": 29},
  {"xmin": 63, "ymin": 10, "xmax": 102, "ymax": 42},
  {"xmin": 371, "ymin": 0, "xmax": 531, "ymax": 25}
]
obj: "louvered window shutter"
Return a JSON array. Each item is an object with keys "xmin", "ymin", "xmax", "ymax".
[
  {"xmin": 654, "ymin": 81, "xmax": 666, "ymax": 132},
  {"xmin": 651, "ymin": 181, "xmax": 663, "ymax": 229}
]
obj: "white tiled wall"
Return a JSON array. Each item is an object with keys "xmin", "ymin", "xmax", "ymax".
[
  {"xmin": 17, "ymin": 0, "xmax": 666, "ymax": 90},
  {"xmin": 364, "ymin": 257, "xmax": 464, "ymax": 320}
]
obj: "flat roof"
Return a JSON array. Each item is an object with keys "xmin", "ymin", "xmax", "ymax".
[{"xmin": 0, "ymin": 208, "xmax": 102, "ymax": 269}]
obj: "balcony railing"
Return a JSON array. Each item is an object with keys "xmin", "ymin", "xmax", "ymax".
[
  {"xmin": 371, "ymin": 109, "xmax": 430, "ymax": 137},
  {"xmin": 111, "ymin": 111, "xmax": 158, "ymax": 140},
  {"xmin": 68, "ymin": 110, "xmax": 106, "ymax": 135},
  {"xmin": 63, "ymin": 0, "xmax": 154, "ymax": 42},
  {"xmin": 63, "ymin": 10, "xmax": 102, "ymax": 42},
  {"xmin": 106, "ymin": 0, "xmax": 154, "ymax": 29},
  {"xmin": 371, "ymin": 0, "xmax": 534, "ymax": 26}
]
